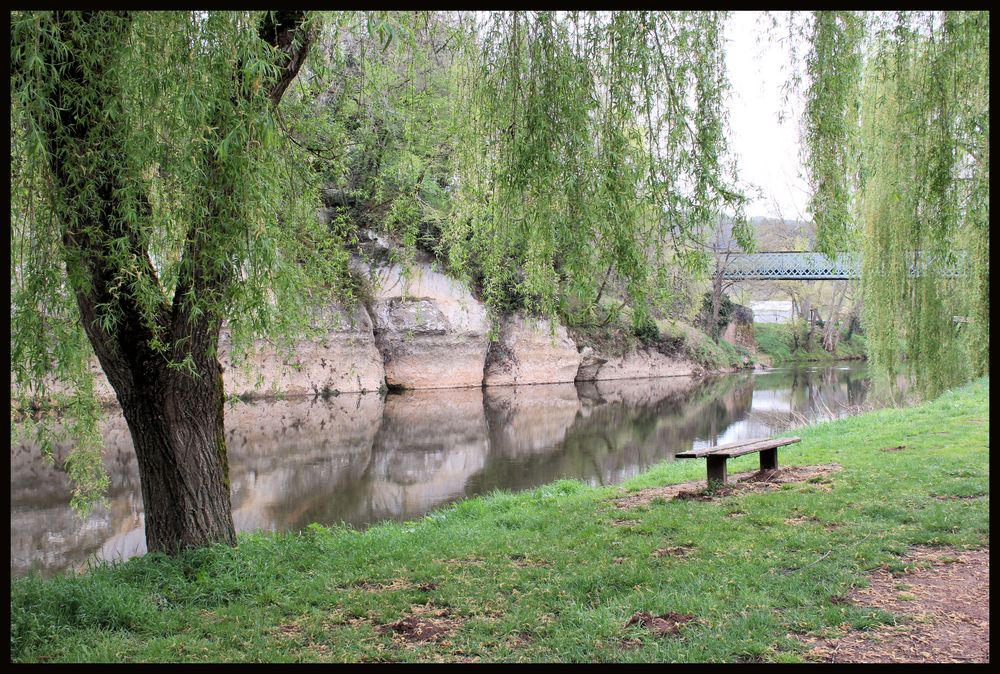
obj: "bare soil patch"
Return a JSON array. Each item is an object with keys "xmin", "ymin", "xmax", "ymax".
[
  {"xmin": 881, "ymin": 445, "xmax": 906, "ymax": 452},
  {"xmin": 613, "ymin": 465, "xmax": 841, "ymax": 510},
  {"xmin": 509, "ymin": 553, "xmax": 552, "ymax": 568},
  {"xmin": 625, "ymin": 611, "xmax": 695, "ymax": 637},
  {"xmin": 653, "ymin": 546, "xmax": 692, "ymax": 558},
  {"xmin": 801, "ymin": 546, "xmax": 989, "ymax": 663},
  {"xmin": 379, "ymin": 605, "xmax": 463, "ymax": 644}
]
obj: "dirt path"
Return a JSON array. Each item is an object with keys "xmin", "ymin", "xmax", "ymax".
[{"xmin": 801, "ymin": 546, "xmax": 989, "ymax": 663}]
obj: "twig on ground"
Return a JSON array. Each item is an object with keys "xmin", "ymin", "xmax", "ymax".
[{"xmin": 785, "ymin": 533, "xmax": 875, "ymax": 574}]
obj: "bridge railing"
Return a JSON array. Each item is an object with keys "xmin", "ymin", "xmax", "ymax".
[{"xmin": 719, "ymin": 251, "xmax": 965, "ymax": 281}]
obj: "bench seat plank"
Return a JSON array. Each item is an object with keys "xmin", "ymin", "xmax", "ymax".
[
  {"xmin": 715, "ymin": 437, "xmax": 800, "ymax": 458},
  {"xmin": 676, "ymin": 436, "xmax": 800, "ymax": 459}
]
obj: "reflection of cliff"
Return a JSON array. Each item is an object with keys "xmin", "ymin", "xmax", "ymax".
[
  {"xmin": 11, "ymin": 394, "xmax": 385, "ymax": 576},
  {"xmin": 484, "ymin": 384, "xmax": 581, "ymax": 457},
  {"xmin": 472, "ymin": 376, "xmax": 741, "ymax": 492},
  {"xmin": 226, "ymin": 395, "xmax": 383, "ymax": 532},
  {"xmin": 362, "ymin": 389, "xmax": 489, "ymax": 522},
  {"xmin": 11, "ymin": 413, "xmax": 142, "ymax": 576}
]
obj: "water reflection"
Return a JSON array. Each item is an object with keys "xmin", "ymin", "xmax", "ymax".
[{"xmin": 11, "ymin": 362, "xmax": 875, "ymax": 577}]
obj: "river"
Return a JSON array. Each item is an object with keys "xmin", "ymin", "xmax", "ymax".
[{"xmin": 11, "ymin": 361, "xmax": 876, "ymax": 577}]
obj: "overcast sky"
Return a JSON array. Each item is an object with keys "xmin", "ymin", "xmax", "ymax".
[{"xmin": 724, "ymin": 11, "xmax": 810, "ymax": 221}]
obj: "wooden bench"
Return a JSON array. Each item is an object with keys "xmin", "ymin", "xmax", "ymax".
[{"xmin": 676, "ymin": 436, "xmax": 801, "ymax": 484}]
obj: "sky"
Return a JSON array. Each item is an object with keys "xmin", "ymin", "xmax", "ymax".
[{"xmin": 724, "ymin": 11, "xmax": 811, "ymax": 221}]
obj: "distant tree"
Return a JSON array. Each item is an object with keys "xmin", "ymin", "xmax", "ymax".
[{"xmin": 700, "ymin": 215, "xmax": 754, "ymax": 343}]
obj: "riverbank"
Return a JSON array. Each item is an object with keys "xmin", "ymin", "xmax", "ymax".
[
  {"xmin": 11, "ymin": 378, "xmax": 988, "ymax": 663},
  {"xmin": 26, "ymin": 246, "xmax": 757, "ymax": 406},
  {"xmin": 754, "ymin": 323, "xmax": 867, "ymax": 365}
]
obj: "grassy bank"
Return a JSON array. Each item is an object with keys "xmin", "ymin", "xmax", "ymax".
[
  {"xmin": 11, "ymin": 379, "xmax": 988, "ymax": 663},
  {"xmin": 657, "ymin": 321, "xmax": 756, "ymax": 371},
  {"xmin": 755, "ymin": 322, "xmax": 867, "ymax": 364}
]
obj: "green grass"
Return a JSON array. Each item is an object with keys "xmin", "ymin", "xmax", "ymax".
[
  {"xmin": 11, "ymin": 378, "xmax": 989, "ymax": 663},
  {"xmin": 755, "ymin": 322, "xmax": 867, "ymax": 364}
]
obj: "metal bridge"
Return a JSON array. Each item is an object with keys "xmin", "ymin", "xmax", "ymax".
[{"xmin": 719, "ymin": 251, "xmax": 964, "ymax": 281}]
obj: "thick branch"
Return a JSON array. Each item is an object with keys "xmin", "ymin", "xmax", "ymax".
[
  {"xmin": 259, "ymin": 10, "xmax": 316, "ymax": 106},
  {"xmin": 170, "ymin": 11, "xmax": 316, "ymax": 351}
]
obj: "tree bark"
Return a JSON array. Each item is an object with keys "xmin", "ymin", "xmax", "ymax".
[
  {"xmin": 116, "ymin": 358, "xmax": 235, "ymax": 552},
  {"xmin": 710, "ymin": 261, "xmax": 725, "ymax": 343},
  {"xmin": 844, "ymin": 297, "xmax": 862, "ymax": 341}
]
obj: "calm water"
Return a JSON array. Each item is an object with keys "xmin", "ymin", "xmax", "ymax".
[{"xmin": 11, "ymin": 362, "xmax": 876, "ymax": 577}]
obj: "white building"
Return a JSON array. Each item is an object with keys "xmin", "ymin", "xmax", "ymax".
[{"xmin": 750, "ymin": 300, "xmax": 793, "ymax": 324}]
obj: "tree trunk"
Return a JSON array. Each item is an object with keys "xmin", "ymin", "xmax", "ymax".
[
  {"xmin": 844, "ymin": 297, "xmax": 862, "ymax": 340},
  {"xmin": 710, "ymin": 267, "xmax": 724, "ymax": 343},
  {"xmin": 822, "ymin": 282, "xmax": 848, "ymax": 352},
  {"xmin": 116, "ymin": 360, "xmax": 235, "ymax": 552}
]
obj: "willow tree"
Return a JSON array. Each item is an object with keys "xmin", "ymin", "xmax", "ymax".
[
  {"xmin": 9, "ymin": 11, "xmax": 339, "ymax": 553},
  {"xmin": 802, "ymin": 11, "xmax": 989, "ymax": 397},
  {"xmin": 11, "ymin": 10, "xmax": 748, "ymax": 556},
  {"xmin": 443, "ymin": 11, "xmax": 750, "ymax": 332}
]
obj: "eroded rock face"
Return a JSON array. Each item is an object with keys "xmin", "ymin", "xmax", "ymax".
[
  {"xmin": 721, "ymin": 304, "xmax": 756, "ymax": 352},
  {"xmin": 576, "ymin": 346, "xmax": 607, "ymax": 381},
  {"xmin": 32, "ymin": 303, "xmax": 385, "ymax": 405},
  {"xmin": 576, "ymin": 346, "xmax": 698, "ymax": 382},
  {"xmin": 484, "ymin": 315, "xmax": 582, "ymax": 386},
  {"xmin": 222, "ymin": 304, "xmax": 385, "ymax": 397},
  {"xmin": 364, "ymin": 260, "xmax": 491, "ymax": 389}
]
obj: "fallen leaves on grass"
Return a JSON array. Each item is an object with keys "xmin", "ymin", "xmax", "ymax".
[
  {"xmin": 442, "ymin": 556, "xmax": 486, "ymax": 566},
  {"xmin": 652, "ymin": 546, "xmax": 692, "ymax": 558},
  {"xmin": 800, "ymin": 546, "xmax": 989, "ymax": 663},
  {"xmin": 509, "ymin": 554, "xmax": 552, "ymax": 568}
]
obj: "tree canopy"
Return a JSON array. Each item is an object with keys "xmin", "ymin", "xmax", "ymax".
[{"xmin": 10, "ymin": 10, "xmax": 749, "ymax": 544}]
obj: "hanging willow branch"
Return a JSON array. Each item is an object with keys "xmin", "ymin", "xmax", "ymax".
[
  {"xmin": 803, "ymin": 10, "xmax": 989, "ymax": 398},
  {"xmin": 445, "ymin": 11, "xmax": 748, "ymax": 329}
]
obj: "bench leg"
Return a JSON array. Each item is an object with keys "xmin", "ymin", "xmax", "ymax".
[
  {"xmin": 760, "ymin": 447, "xmax": 778, "ymax": 471},
  {"xmin": 707, "ymin": 455, "xmax": 728, "ymax": 484}
]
